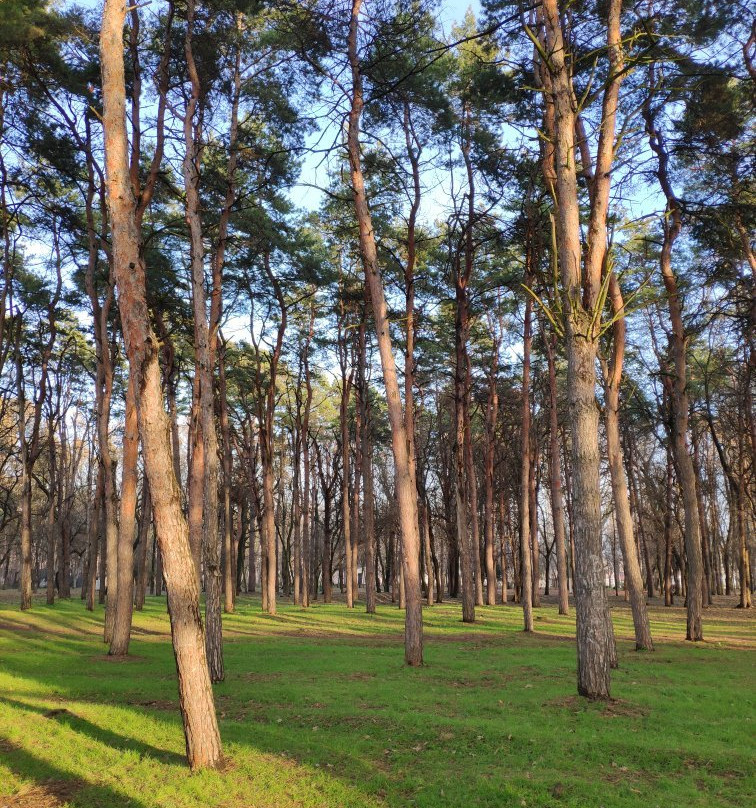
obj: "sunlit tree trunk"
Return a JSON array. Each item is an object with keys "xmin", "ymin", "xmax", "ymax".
[
  {"xmin": 536, "ymin": 0, "xmax": 624, "ymax": 698},
  {"xmin": 100, "ymin": 0, "xmax": 222, "ymax": 768},
  {"xmin": 347, "ymin": 0, "xmax": 422, "ymax": 664}
]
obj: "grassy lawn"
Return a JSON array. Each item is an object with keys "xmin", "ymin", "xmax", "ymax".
[{"xmin": 0, "ymin": 593, "xmax": 753, "ymax": 808}]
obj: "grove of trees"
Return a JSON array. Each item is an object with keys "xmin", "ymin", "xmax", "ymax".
[{"xmin": 0, "ymin": 0, "xmax": 753, "ymax": 769}]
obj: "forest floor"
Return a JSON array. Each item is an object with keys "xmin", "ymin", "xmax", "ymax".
[{"xmin": 0, "ymin": 591, "xmax": 753, "ymax": 808}]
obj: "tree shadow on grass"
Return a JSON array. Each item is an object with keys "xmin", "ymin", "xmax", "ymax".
[
  {"xmin": 0, "ymin": 736, "xmax": 151, "ymax": 808},
  {"xmin": 0, "ymin": 697, "xmax": 185, "ymax": 766}
]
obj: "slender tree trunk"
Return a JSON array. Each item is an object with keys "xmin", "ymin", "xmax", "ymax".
[
  {"xmin": 664, "ymin": 445, "xmax": 674, "ymax": 606},
  {"xmin": 292, "ymin": 427, "xmax": 302, "ymax": 605},
  {"xmin": 109, "ymin": 377, "xmax": 138, "ymax": 655},
  {"xmin": 101, "ymin": 344, "xmax": 118, "ymax": 642},
  {"xmin": 339, "ymin": 311, "xmax": 354, "ymax": 609},
  {"xmin": 218, "ymin": 342, "xmax": 234, "ymax": 614},
  {"xmin": 602, "ymin": 276, "xmax": 653, "ymax": 650},
  {"xmin": 519, "ymin": 287, "xmax": 534, "ymax": 632},
  {"xmin": 182, "ymin": 0, "xmax": 224, "ymax": 681},
  {"xmin": 643, "ymin": 71, "xmax": 703, "ymax": 641},
  {"xmin": 301, "ymin": 310, "xmax": 314, "ymax": 608},
  {"xmin": 692, "ymin": 440, "xmax": 713, "ymax": 606},
  {"xmin": 347, "ymin": 0, "xmax": 422, "ymax": 664},
  {"xmin": 483, "ymin": 326, "xmax": 499, "ymax": 606},
  {"xmin": 499, "ymin": 494, "xmax": 509, "ymax": 603},
  {"xmin": 351, "ymin": 328, "xmax": 362, "ymax": 603},
  {"xmin": 86, "ymin": 463, "xmax": 103, "ymax": 611},
  {"xmin": 454, "ymin": 258, "xmax": 476, "ymax": 623},
  {"xmin": 46, "ymin": 426, "xmax": 57, "ymax": 606},
  {"xmin": 100, "ymin": 0, "xmax": 222, "ymax": 768},
  {"xmin": 545, "ymin": 331, "xmax": 569, "ymax": 615},
  {"xmin": 529, "ymin": 438, "xmax": 540, "ymax": 607},
  {"xmin": 363, "ymin": 392, "xmax": 376, "ymax": 615},
  {"xmin": 134, "ymin": 477, "xmax": 151, "ymax": 611},
  {"xmin": 187, "ymin": 389, "xmax": 204, "ymax": 587}
]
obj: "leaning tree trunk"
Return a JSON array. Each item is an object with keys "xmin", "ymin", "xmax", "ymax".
[
  {"xmin": 602, "ymin": 275, "xmax": 653, "ymax": 651},
  {"xmin": 100, "ymin": 0, "xmax": 222, "ymax": 769},
  {"xmin": 182, "ymin": 0, "xmax": 224, "ymax": 682}
]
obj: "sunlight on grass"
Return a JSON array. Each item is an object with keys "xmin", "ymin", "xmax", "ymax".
[{"xmin": 0, "ymin": 594, "xmax": 753, "ymax": 807}]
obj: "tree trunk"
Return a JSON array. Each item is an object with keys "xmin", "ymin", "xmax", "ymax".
[
  {"xmin": 453, "ymin": 258, "xmax": 476, "ymax": 624},
  {"xmin": 347, "ymin": 0, "xmax": 422, "ymax": 664},
  {"xmin": 101, "ymin": 343, "xmax": 118, "ymax": 643},
  {"xmin": 363, "ymin": 392, "xmax": 376, "ymax": 615},
  {"xmin": 643, "ymin": 69, "xmax": 704, "ymax": 641},
  {"xmin": 519, "ymin": 288, "xmax": 534, "ymax": 632},
  {"xmin": 545, "ymin": 331, "xmax": 569, "ymax": 615},
  {"xmin": 536, "ymin": 0, "xmax": 623, "ymax": 699},
  {"xmin": 109, "ymin": 376, "xmax": 138, "ymax": 655},
  {"xmin": 218, "ymin": 341, "xmax": 235, "ymax": 614},
  {"xmin": 46, "ymin": 426, "xmax": 57, "ymax": 606},
  {"xmin": 339, "ymin": 307, "xmax": 354, "ymax": 609},
  {"xmin": 602, "ymin": 276, "xmax": 653, "ymax": 650},
  {"xmin": 182, "ymin": 0, "xmax": 224, "ymax": 681},
  {"xmin": 100, "ymin": 0, "xmax": 222, "ymax": 768},
  {"xmin": 529, "ymin": 438, "xmax": 540, "ymax": 608},
  {"xmin": 134, "ymin": 477, "xmax": 151, "ymax": 611}
]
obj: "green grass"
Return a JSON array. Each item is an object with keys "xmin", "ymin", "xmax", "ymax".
[{"xmin": 0, "ymin": 593, "xmax": 753, "ymax": 807}]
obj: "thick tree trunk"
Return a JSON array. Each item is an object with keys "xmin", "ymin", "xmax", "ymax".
[
  {"xmin": 536, "ymin": 0, "xmax": 623, "ymax": 699},
  {"xmin": 100, "ymin": 0, "xmax": 222, "ymax": 768},
  {"xmin": 569, "ymin": 336, "xmax": 613, "ymax": 695}
]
